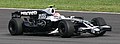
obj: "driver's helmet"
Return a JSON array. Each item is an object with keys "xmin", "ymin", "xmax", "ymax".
[{"xmin": 43, "ymin": 5, "xmax": 56, "ymax": 15}]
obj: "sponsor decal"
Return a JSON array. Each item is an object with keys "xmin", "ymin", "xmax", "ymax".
[{"xmin": 21, "ymin": 11, "xmax": 37, "ymax": 15}]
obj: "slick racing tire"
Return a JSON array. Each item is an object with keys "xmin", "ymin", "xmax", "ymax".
[
  {"xmin": 58, "ymin": 20, "xmax": 74, "ymax": 38},
  {"xmin": 91, "ymin": 17, "xmax": 107, "ymax": 36},
  {"xmin": 8, "ymin": 18, "xmax": 23, "ymax": 35}
]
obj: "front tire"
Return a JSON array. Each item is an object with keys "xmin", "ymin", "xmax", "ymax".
[
  {"xmin": 8, "ymin": 18, "xmax": 23, "ymax": 35},
  {"xmin": 58, "ymin": 20, "xmax": 74, "ymax": 38},
  {"xmin": 91, "ymin": 17, "xmax": 107, "ymax": 36}
]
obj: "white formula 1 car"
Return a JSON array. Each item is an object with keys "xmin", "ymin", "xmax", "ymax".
[{"xmin": 8, "ymin": 5, "xmax": 112, "ymax": 38}]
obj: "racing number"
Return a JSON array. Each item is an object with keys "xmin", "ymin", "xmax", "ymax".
[{"xmin": 38, "ymin": 14, "xmax": 46, "ymax": 19}]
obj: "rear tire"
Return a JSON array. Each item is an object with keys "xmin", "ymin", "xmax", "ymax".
[
  {"xmin": 58, "ymin": 20, "xmax": 74, "ymax": 38},
  {"xmin": 91, "ymin": 17, "xmax": 107, "ymax": 36},
  {"xmin": 8, "ymin": 18, "xmax": 23, "ymax": 35}
]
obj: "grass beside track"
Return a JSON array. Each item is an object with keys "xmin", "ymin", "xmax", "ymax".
[{"xmin": 0, "ymin": 0, "xmax": 120, "ymax": 12}]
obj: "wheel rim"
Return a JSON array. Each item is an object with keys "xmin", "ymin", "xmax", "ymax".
[
  {"xmin": 59, "ymin": 23, "xmax": 66, "ymax": 35},
  {"xmin": 9, "ymin": 22, "xmax": 16, "ymax": 33}
]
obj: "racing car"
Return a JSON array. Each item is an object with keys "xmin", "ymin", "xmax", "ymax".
[{"xmin": 8, "ymin": 5, "xmax": 112, "ymax": 38}]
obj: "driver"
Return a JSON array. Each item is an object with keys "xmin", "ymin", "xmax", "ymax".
[{"xmin": 53, "ymin": 12, "xmax": 61, "ymax": 16}]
